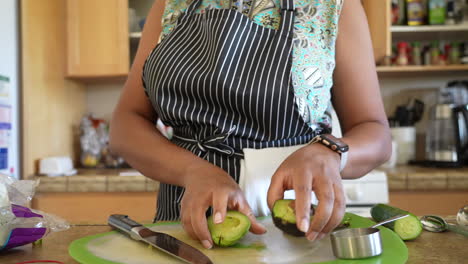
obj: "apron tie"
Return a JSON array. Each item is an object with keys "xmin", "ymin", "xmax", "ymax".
[{"xmin": 173, "ymin": 126, "xmax": 237, "ymax": 156}]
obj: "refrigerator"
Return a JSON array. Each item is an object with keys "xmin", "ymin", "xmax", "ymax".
[{"xmin": 0, "ymin": 0, "xmax": 20, "ymax": 179}]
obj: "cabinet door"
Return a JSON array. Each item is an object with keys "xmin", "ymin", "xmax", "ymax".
[
  {"xmin": 362, "ymin": 0, "xmax": 392, "ymax": 64},
  {"xmin": 66, "ymin": 0, "xmax": 129, "ymax": 79}
]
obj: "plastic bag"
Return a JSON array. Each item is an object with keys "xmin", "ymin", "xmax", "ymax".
[{"xmin": 0, "ymin": 174, "xmax": 69, "ymax": 251}]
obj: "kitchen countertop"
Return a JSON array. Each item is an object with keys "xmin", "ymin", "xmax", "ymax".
[
  {"xmin": 0, "ymin": 222, "xmax": 466, "ymax": 264},
  {"xmin": 34, "ymin": 166, "xmax": 468, "ymax": 193}
]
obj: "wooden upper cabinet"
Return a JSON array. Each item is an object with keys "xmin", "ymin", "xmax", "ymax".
[
  {"xmin": 66, "ymin": 0, "xmax": 129, "ymax": 79},
  {"xmin": 362, "ymin": 0, "xmax": 392, "ymax": 64}
]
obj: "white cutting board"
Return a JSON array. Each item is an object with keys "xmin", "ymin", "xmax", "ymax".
[{"xmin": 69, "ymin": 214, "xmax": 408, "ymax": 264}]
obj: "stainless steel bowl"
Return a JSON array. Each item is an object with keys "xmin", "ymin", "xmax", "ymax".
[
  {"xmin": 330, "ymin": 214, "xmax": 409, "ymax": 259},
  {"xmin": 331, "ymin": 227, "xmax": 382, "ymax": 259}
]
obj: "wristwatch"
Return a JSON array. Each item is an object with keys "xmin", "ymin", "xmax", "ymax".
[{"xmin": 310, "ymin": 134, "xmax": 349, "ymax": 172}]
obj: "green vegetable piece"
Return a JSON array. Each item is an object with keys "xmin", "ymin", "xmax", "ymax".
[
  {"xmin": 208, "ymin": 211, "xmax": 251, "ymax": 247},
  {"xmin": 371, "ymin": 203, "xmax": 423, "ymax": 241}
]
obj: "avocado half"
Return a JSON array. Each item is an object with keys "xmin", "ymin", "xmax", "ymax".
[
  {"xmin": 207, "ymin": 211, "xmax": 251, "ymax": 247},
  {"xmin": 272, "ymin": 199, "xmax": 315, "ymax": 237}
]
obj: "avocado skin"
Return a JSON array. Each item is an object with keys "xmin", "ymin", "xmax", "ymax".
[
  {"xmin": 272, "ymin": 199, "xmax": 315, "ymax": 237},
  {"xmin": 272, "ymin": 216, "xmax": 307, "ymax": 236}
]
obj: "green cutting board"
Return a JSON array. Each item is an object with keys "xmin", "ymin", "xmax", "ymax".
[{"xmin": 69, "ymin": 213, "xmax": 407, "ymax": 264}]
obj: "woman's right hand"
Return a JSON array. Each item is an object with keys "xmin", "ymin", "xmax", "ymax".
[{"xmin": 181, "ymin": 163, "xmax": 267, "ymax": 249}]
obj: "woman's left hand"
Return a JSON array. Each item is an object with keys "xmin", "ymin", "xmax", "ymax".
[{"xmin": 267, "ymin": 143, "xmax": 346, "ymax": 241}]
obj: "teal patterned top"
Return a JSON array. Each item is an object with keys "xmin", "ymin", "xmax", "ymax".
[{"xmin": 157, "ymin": 0, "xmax": 344, "ymax": 131}]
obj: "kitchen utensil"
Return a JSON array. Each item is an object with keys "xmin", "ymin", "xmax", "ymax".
[
  {"xmin": 330, "ymin": 214, "xmax": 409, "ymax": 259},
  {"xmin": 457, "ymin": 205, "xmax": 468, "ymax": 226},
  {"xmin": 108, "ymin": 215, "xmax": 213, "ymax": 264},
  {"xmin": 420, "ymin": 215, "xmax": 468, "ymax": 237},
  {"xmin": 391, "ymin": 98, "xmax": 425, "ymax": 127},
  {"xmin": 425, "ymin": 100, "xmax": 468, "ymax": 167},
  {"xmin": 70, "ymin": 213, "xmax": 408, "ymax": 264}
]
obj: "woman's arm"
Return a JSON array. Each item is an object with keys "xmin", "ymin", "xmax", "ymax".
[
  {"xmin": 267, "ymin": 0, "xmax": 391, "ymax": 242},
  {"xmin": 109, "ymin": 0, "xmax": 265, "ymax": 249},
  {"xmin": 333, "ymin": 0, "xmax": 392, "ymax": 179},
  {"xmin": 110, "ymin": 0, "xmax": 193, "ymax": 188}
]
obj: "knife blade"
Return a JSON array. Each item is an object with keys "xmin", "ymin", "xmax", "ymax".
[{"xmin": 108, "ymin": 214, "xmax": 214, "ymax": 264}]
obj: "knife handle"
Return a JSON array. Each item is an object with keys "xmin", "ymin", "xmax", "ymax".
[{"xmin": 108, "ymin": 214, "xmax": 143, "ymax": 235}]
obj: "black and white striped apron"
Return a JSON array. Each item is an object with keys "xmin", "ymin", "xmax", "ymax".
[{"xmin": 142, "ymin": 0, "xmax": 323, "ymax": 221}]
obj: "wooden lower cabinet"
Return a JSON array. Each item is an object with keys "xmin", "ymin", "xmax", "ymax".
[
  {"xmin": 32, "ymin": 192, "xmax": 157, "ymax": 224},
  {"xmin": 389, "ymin": 191, "xmax": 467, "ymax": 216}
]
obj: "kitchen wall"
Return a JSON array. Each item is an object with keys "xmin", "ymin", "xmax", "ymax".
[
  {"xmin": 87, "ymin": 83, "xmax": 123, "ymax": 121},
  {"xmin": 21, "ymin": 0, "xmax": 87, "ymax": 178}
]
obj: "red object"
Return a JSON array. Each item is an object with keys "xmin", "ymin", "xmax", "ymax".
[
  {"xmin": 396, "ymin": 42, "xmax": 410, "ymax": 66},
  {"xmin": 397, "ymin": 42, "xmax": 409, "ymax": 50},
  {"xmin": 444, "ymin": 44, "xmax": 451, "ymax": 56}
]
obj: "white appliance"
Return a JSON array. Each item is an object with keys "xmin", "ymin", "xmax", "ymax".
[
  {"xmin": 342, "ymin": 171, "xmax": 389, "ymax": 217},
  {"xmin": 0, "ymin": 0, "xmax": 20, "ymax": 179}
]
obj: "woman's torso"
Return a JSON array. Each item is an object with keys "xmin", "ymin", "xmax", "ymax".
[
  {"xmin": 158, "ymin": 0, "xmax": 344, "ymax": 129},
  {"xmin": 143, "ymin": 0, "xmax": 343, "ymax": 221}
]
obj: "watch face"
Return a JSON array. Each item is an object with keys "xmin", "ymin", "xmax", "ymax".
[{"xmin": 321, "ymin": 134, "xmax": 349, "ymax": 153}]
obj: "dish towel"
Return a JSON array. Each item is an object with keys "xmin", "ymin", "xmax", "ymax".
[{"xmin": 239, "ymin": 144, "xmax": 318, "ymax": 217}]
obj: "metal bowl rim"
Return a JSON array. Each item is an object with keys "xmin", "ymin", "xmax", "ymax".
[{"xmin": 331, "ymin": 227, "xmax": 380, "ymax": 238}]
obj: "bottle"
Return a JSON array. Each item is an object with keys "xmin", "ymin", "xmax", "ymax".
[
  {"xmin": 439, "ymin": 54, "xmax": 447, "ymax": 65},
  {"xmin": 423, "ymin": 45, "xmax": 432, "ymax": 65},
  {"xmin": 407, "ymin": 0, "xmax": 425, "ymax": 25},
  {"xmin": 446, "ymin": 0, "xmax": 457, "ymax": 25},
  {"xmin": 392, "ymin": 0, "xmax": 400, "ymax": 25},
  {"xmin": 397, "ymin": 42, "xmax": 410, "ymax": 66},
  {"xmin": 449, "ymin": 42, "xmax": 461, "ymax": 64},
  {"xmin": 429, "ymin": 0, "xmax": 447, "ymax": 25},
  {"xmin": 461, "ymin": 42, "xmax": 468, "ymax": 64},
  {"xmin": 464, "ymin": 0, "xmax": 468, "ymax": 22},
  {"xmin": 431, "ymin": 41, "xmax": 440, "ymax": 65},
  {"xmin": 412, "ymin": 42, "xmax": 423, "ymax": 65}
]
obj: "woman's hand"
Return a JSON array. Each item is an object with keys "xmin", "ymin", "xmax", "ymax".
[
  {"xmin": 267, "ymin": 143, "xmax": 346, "ymax": 241},
  {"xmin": 181, "ymin": 163, "xmax": 267, "ymax": 249}
]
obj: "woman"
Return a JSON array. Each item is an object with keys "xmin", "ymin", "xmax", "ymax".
[{"xmin": 110, "ymin": 0, "xmax": 391, "ymax": 249}]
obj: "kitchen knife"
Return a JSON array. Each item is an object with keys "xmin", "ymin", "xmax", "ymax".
[{"xmin": 108, "ymin": 214, "xmax": 213, "ymax": 264}]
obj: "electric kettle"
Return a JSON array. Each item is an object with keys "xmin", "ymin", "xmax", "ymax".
[{"xmin": 425, "ymin": 103, "xmax": 468, "ymax": 167}]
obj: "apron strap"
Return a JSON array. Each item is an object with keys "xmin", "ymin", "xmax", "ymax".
[
  {"xmin": 281, "ymin": 0, "xmax": 295, "ymax": 11},
  {"xmin": 278, "ymin": 0, "xmax": 296, "ymax": 35},
  {"xmin": 185, "ymin": 0, "xmax": 203, "ymax": 17},
  {"xmin": 183, "ymin": 0, "xmax": 296, "ymax": 35}
]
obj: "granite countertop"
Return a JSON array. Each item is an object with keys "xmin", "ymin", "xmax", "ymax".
[
  {"xmin": 34, "ymin": 166, "xmax": 468, "ymax": 193},
  {"xmin": 384, "ymin": 165, "xmax": 468, "ymax": 191},
  {"xmin": 35, "ymin": 169, "xmax": 159, "ymax": 193},
  {"xmin": 0, "ymin": 221, "xmax": 466, "ymax": 264}
]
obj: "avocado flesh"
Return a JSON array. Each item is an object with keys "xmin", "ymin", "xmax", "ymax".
[
  {"xmin": 272, "ymin": 199, "xmax": 314, "ymax": 237},
  {"xmin": 208, "ymin": 211, "xmax": 251, "ymax": 247}
]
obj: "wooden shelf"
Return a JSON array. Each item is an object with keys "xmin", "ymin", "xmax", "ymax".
[
  {"xmin": 377, "ymin": 65, "xmax": 468, "ymax": 73},
  {"xmin": 391, "ymin": 23, "xmax": 468, "ymax": 33}
]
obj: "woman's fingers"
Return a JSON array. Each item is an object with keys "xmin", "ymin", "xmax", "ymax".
[
  {"xmin": 212, "ymin": 192, "xmax": 229, "ymax": 224},
  {"xmin": 307, "ymin": 184, "xmax": 334, "ymax": 241},
  {"xmin": 267, "ymin": 171, "xmax": 285, "ymax": 210},
  {"xmin": 191, "ymin": 205, "xmax": 213, "ymax": 249},
  {"xmin": 293, "ymin": 171, "xmax": 312, "ymax": 233},
  {"xmin": 180, "ymin": 202, "xmax": 197, "ymax": 240},
  {"xmin": 319, "ymin": 183, "xmax": 346, "ymax": 237},
  {"xmin": 237, "ymin": 195, "xmax": 267, "ymax": 234}
]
